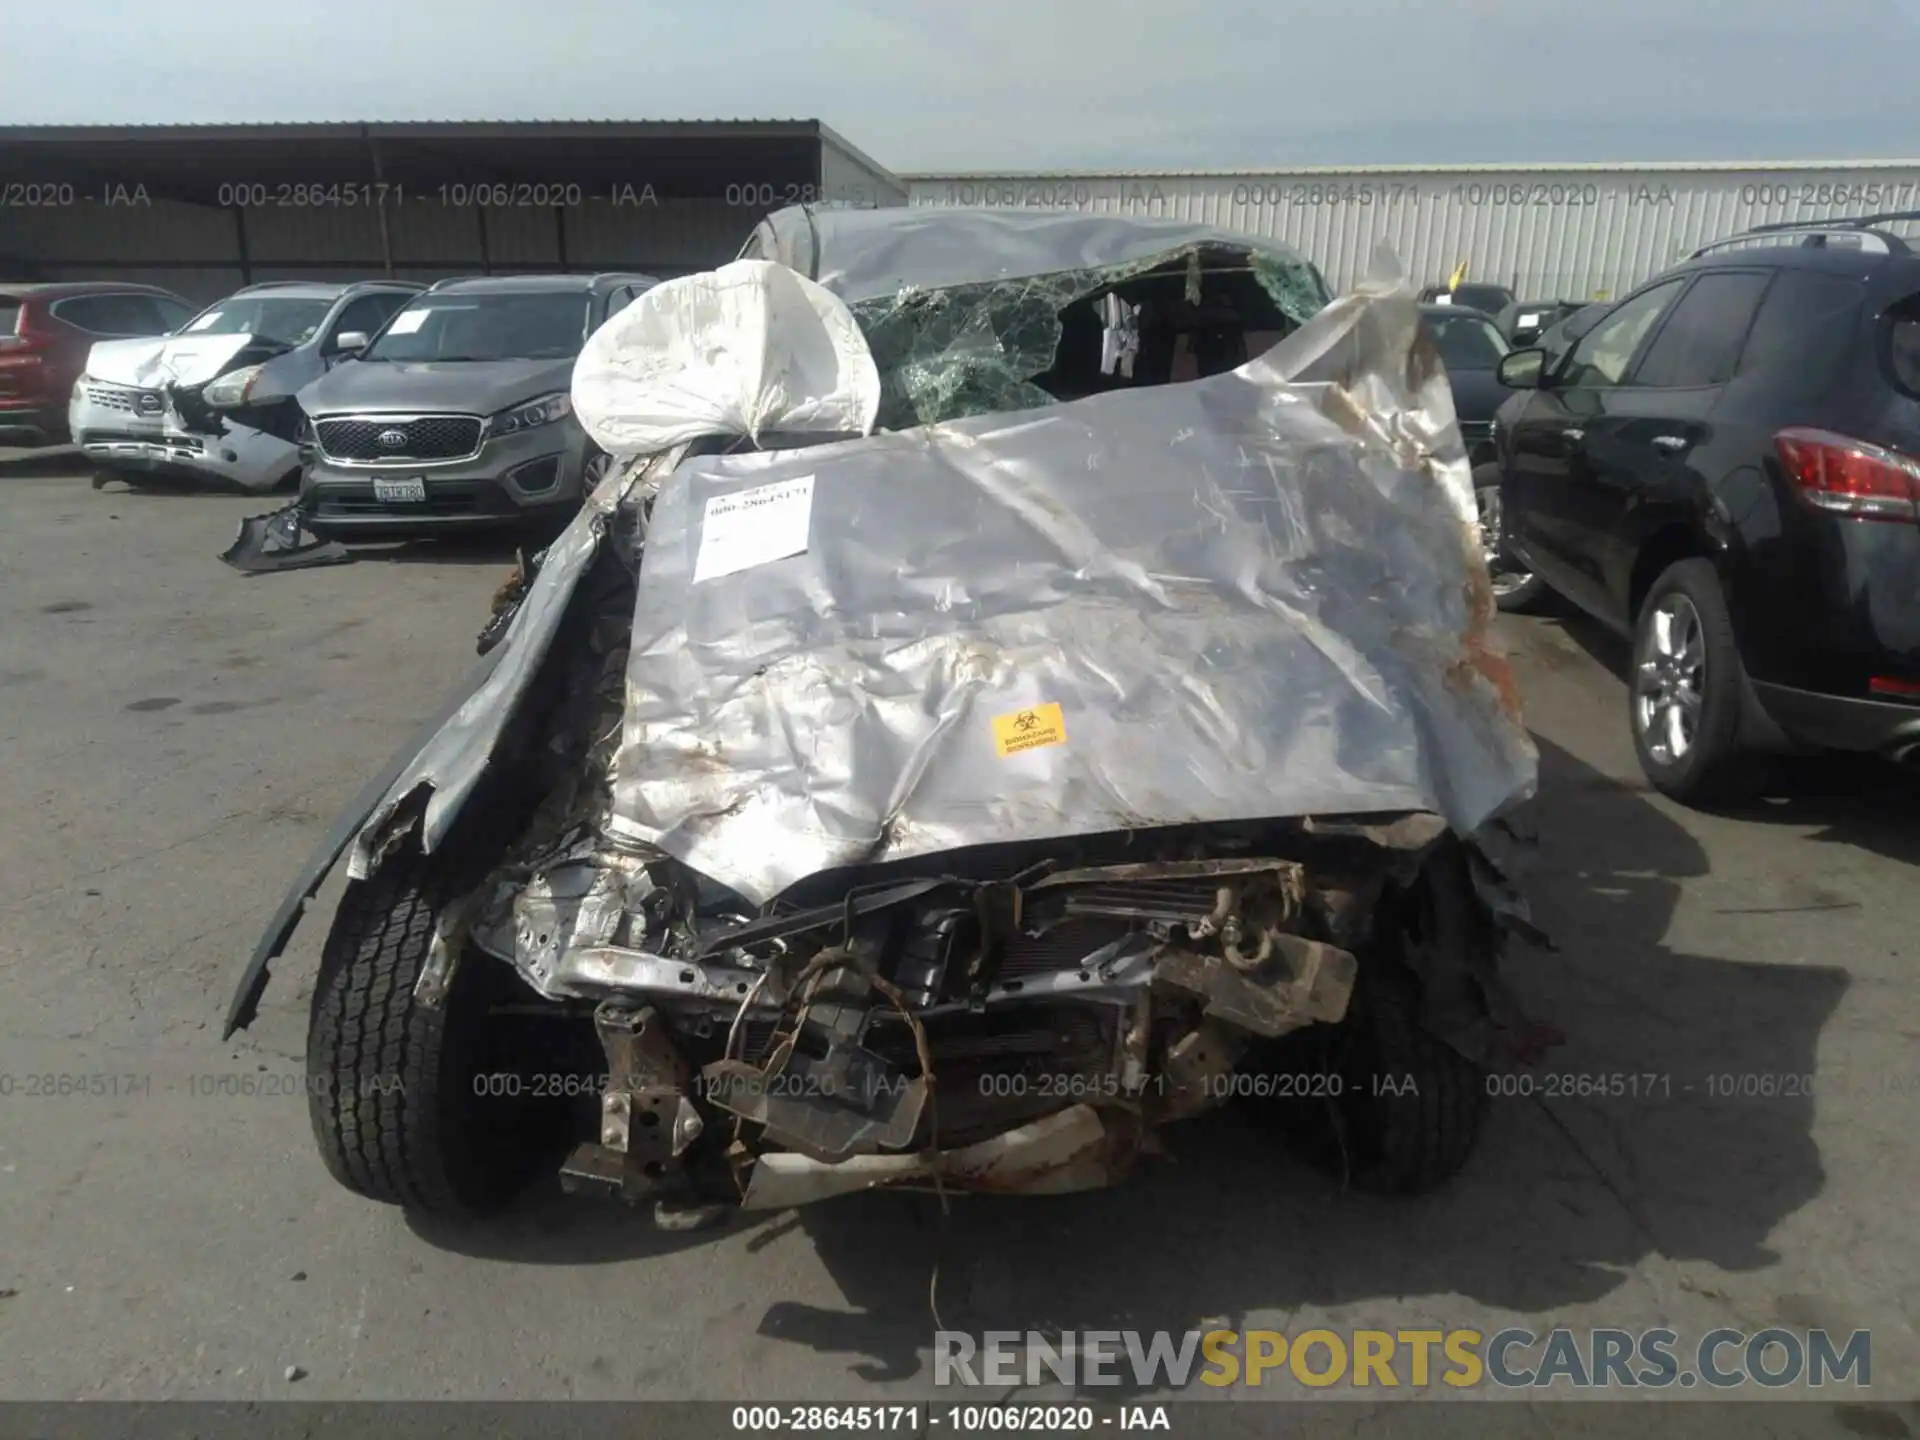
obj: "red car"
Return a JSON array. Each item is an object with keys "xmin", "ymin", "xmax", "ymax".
[{"xmin": 0, "ymin": 282, "xmax": 197, "ymax": 444}]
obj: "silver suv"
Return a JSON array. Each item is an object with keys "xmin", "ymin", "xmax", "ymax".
[{"xmin": 296, "ymin": 273, "xmax": 657, "ymax": 536}]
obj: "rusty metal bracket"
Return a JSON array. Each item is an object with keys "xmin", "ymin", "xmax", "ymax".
[
  {"xmin": 1153, "ymin": 933, "xmax": 1357, "ymax": 1038},
  {"xmin": 561, "ymin": 1003, "xmax": 703, "ymax": 1203}
]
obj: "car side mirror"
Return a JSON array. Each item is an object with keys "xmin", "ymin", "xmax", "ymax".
[
  {"xmin": 1497, "ymin": 348, "xmax": 1545, "ymax": 389},
  {"xmin": 332, "ymin": 331, "xmax": 369, "ymax": 354}
]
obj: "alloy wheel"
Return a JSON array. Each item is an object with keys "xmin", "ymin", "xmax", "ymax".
[
  {"xmin": 1634, "ymin": 593, "xmax": 1706, "ymax": 764},
  {"xmin": 1474, "ymin": 484, "xmax": 1535, "ymax": 598}
]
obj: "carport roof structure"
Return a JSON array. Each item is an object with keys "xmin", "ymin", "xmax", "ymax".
[{"xmin": 0, "ymin": 119, "xmax": 901, "ymax": 204}]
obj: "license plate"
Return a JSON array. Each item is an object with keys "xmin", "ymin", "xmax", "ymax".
[{"xmin": 372, "ymin": 476, "xmax": 427, "ymax": 503}]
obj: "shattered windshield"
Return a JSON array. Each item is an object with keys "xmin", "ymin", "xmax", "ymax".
[
  {"xmin": 364, "ymin": 292, "xmax": 591, "ymax": 362},
  {"xmin": 179, "ymin": 297, "xmax": 333, "ymax": 347},
  {"xmin": 849, "ymin": 244, "xmax": 1329, "ymax": 430}
]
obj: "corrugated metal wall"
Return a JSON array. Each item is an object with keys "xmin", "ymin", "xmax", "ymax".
[
  {"xmin": 2, "ymin": 196, "xmax": 766, "ymax": 303},
  {"xmin": 905, "ymin": 163, "xmax": 1920, "ymax": 300},
  {"xmin": 821, "ymin": 131, "xmax": 909, "ymax": 209}
]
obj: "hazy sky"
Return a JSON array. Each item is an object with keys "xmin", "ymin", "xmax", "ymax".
[{"xmin": 9, "ymin": 0, "xmax": 1920, "ymax": 172}]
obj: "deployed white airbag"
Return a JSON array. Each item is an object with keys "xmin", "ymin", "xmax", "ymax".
[{"xmin": 570, "ymin": 259, "xmax": 880, "ymax": 456}]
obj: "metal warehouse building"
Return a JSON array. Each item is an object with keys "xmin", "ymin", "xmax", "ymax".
[
  {"xmin": 906, "ymin": 161, "xmax": 1920, "ymax": 302},
  {"xmin": 0, "ymin": 120, "xmax": 905, "ymax": 303}
]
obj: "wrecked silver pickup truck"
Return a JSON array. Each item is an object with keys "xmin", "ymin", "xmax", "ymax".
[{"xmin": 225, "ymin": 207, "xmax": 1544, "ymax": 1221}]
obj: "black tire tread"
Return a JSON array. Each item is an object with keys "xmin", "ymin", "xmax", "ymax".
[
  {"xmin": 1337, "ymin": 963, "xmax": 1487, "ymax": 1196},
  {"xmin": 307, "ymin": 855, "xmax": 498, "ymax": 1215}
]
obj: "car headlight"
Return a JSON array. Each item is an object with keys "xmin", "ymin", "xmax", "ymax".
[
  {"xmin": 488, "ymin": 392, "xmax": 572, "ymax": 438},
  {"xmin": 202, "ymin": 363, "xmax": 265, "ymax": 408}
]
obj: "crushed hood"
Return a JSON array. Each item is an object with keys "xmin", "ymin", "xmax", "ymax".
[
  {"xmin": 572, "ymin": 259, "xmax": 881, "ymax": 457},
  {"xmin": 603, "ymin": 253, "xmax": 1536, "ymax": 906},
  {"xmin": 84, "ymin": 333, "xmax": 255, "ymax": 390}
]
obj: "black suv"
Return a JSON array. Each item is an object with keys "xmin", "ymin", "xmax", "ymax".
[{"xmin": 1486, "ymin": 212, "xmax": 1920, "ymax": 803}]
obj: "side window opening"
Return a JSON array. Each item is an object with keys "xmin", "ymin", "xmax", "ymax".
[
  {"xmin": 1736, "ymin": 270, "xmax": 1864, "ymax": 382},
  {"xmin": 603, "ymin": 285, "xmax": 639, "ymax": 322},
  {"xmin": 1560, "ymin": 281, "xmax": 1683, "ymax": 388},
  {"xmin": 1630, "ymin": 271, "xmax": 1771, "ymax": 388}
]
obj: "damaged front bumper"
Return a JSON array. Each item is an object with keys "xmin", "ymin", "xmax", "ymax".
[
  {"xmin": 472, "ymin": 820, "xmax": 1537, "ymax": 1215},
  {"xmin": 74, "ymin": 409, "xmax": 298, "ymax": 493}
]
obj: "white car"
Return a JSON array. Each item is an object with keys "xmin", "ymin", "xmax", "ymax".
[{"xmin": 70, "ymin": 280, "xmax": 419, "ymax": 492}]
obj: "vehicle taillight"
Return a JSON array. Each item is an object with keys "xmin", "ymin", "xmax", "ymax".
[
  {"xmin": 1774, "ymin": 427, "xmax": 1920, "ymax": 523},
  {"xmin": 0, "ymin": 304, "xmax": 52, "ymax": 353}
]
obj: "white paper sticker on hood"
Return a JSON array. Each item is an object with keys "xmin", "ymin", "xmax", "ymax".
[
  {"xmin": 186, "ymin": 311, "xmax": 222, "ymax": 331},
  {"xmin": 386, "ymin": 308, "xmax": 430, "ymax": 335},
  {"xmin": 692, "ymin": 475, "xmax": 815, "ymax": 584}
]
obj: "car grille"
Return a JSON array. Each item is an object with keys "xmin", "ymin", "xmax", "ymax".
[
  {"xmin": 314, "ymin": 415, "xmax": 483, "ymax": 463},
  {"xmin": 84, "ymin": 383, "xmax": 161, "ymax": 414},
  {"xmin": 318, "ymin": 491, "xmax": 481, "ymax": 517}
]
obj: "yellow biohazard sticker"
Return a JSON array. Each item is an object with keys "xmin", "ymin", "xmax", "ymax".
[{"xmin": 992, "ymin": 701, "xmax": 1067, "ymax": 758}]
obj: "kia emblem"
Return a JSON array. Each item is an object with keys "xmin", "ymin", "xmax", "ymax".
[{"xmin": 376, "ymin": 427, "xmax": 408, "ymax": 449}]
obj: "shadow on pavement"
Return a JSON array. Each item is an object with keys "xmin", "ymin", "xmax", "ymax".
[
  {"xmin": 1543, "ymin": 605, "xmax": 1632, "ymax": 683},
  {"xmin": 401, "ymin": 737, "xmax": 1849, "ymax": 1395},
  {"xmin": 90, "ymin": 470, "xmax": 266, "ymax": 500},
  {"xmin": 752, "ymin": 736, "xmax": 1849, "ymax": 1388},
  {"xmin": 1721, "ymin": 754, "xmax": 1920, "ymax": 869},
  {"xmin": 0, "ymin": 446, "xmax": 90, "ymax": 476},
  {"xmin": 405, "ymin": 1176, "xmax": 782, "ymax": 1264},
  {"xmin": 1548, "ymin": 604, "xmax": 1920, "ymax": 866},
  {"xmin": 346, "ymin": 534, "xmax": 528, "ymax": 568}
]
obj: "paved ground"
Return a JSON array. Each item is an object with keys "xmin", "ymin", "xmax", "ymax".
[{"xmin": 2, "ymin": 450, "xmax": 1918, "ymax": 1426}]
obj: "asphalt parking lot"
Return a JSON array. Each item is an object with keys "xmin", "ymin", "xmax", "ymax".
[{"xmin": 2, "ymin": 448, "xmax": 1918, "ymax": 1422}]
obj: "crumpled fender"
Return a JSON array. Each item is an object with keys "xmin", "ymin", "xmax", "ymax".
[
  {"xmin": 221, "ymin": 650, "xmax": 501, "ymax": 1038},
  {"xmin": 221, "ymin": 451, "xmax": 667, "ymax": 1037}
]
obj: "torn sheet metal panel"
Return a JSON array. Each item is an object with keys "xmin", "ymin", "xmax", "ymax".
[
  {"xmin": 571, "ymin": 260, "xmax": 881, "ymax": 457},
  {"xmin": 744, "ymin": 206, "xmax": 1331, "ymax": 321},
  {"xmin": 608, "ymin": 274, "xmax": 1537, "ymax": 907},
  {"xmin": 342, "ymin": 449, "xmax": 678, "ymax": 880}
]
